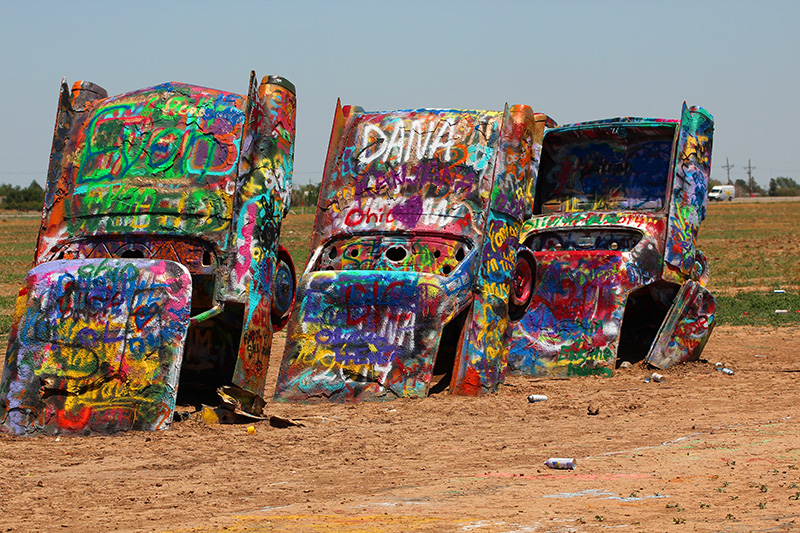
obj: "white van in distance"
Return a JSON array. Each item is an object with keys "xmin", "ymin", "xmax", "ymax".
[{"xmin": 709, "ymin": 185, "xmax": 735, "ymax": 201}]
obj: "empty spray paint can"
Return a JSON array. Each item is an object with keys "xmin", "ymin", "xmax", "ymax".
[
  {"xmin": 722, "ymin": 368, "xmax": 734, "ymax": 375},
  {"xmin": 527, "ymin": 394, "xmax": 548, "ymax": 403},
  {"xmin": 715, "ymin": 362, "xmax": 724, "ymax": 371},
  {"xmin": 545, "ymin": 458, "xmax": 577, "ymax": 470},
  {"xmin": 650, "ymin": 372, "xmax": 665, "ymax": 382}
]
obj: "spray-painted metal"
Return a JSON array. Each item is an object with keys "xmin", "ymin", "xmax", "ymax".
[
  {"xmin": 506, "ymin": 104, "xmax": 715, "ymax": 377},
  {"xmin": 0, "ymin": 72, "xmax": 297, "ymax": 434},
  {"xmin": 274, "ymin": 103, "xmax": 553, "ymax": 402},
  {"xmin": 2, "ymin": 259, "xmax": 191, "ymax": 433}
]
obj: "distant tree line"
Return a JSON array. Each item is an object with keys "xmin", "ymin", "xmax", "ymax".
[
  {"xmin": 290, "ymin": 183, "xmax": 320, "ymax": 209},
  {"xmin": 3, "ymin": 176, "xmax": 797, "ymax": 212},
  {"xmin": 0, "ymin": 181, "xmax": 44, "ymax": 211},
  {"xmin": 709, "ymin": 176, "xmax": 800, "ymax": 197},
  {"xmin": 767, "ymin": 177, "xmax": 800, "ymax": 197}
]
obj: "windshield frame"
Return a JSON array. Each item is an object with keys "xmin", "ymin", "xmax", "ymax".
[{"xmin": 533, "ymin": 119, "xmax": 678, "ymax": 216}]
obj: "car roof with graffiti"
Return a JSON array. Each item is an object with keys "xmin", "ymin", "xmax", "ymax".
[
  {"xmin": 40, "ymin": 81, "xmax": 248, "ymax": 255},
  {"xmin": 312, "ymin": 105, "xmax": 513, "ymax": 249}
]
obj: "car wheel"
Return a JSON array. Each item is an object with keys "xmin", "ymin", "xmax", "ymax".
[
  {"xmin": 508, "ymin": 249, "xmax": 535, "ymax": 321},
  {"xmin": 271, "ymin": 246, "xmax": 296, "ymax": 331}
]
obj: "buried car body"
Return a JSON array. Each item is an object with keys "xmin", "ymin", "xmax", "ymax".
[
  {"xmin": 274, "ymin": 102, "xmax": 553, "ymax": 401},
  {"xmin": 0, "ymin": 72, "xmax": 297, "ymax": 434},
  {"xmin": 506, "ymin": 104, "xmax": 716, "ymax": 377}
]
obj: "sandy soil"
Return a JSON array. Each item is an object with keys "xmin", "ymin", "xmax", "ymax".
[{"xmin": 1, "ymin": 325, "xmax": 799, "ymax": 532}]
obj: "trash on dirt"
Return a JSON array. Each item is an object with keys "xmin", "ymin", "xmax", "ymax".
[
  {"xmin": 715, "ymin": 362, "xmax": 724, "ymax": 371},
  {"xmin": 545, "ymin": 458, "xmax": 577, "ymax": 470},
  {"xmin": 650, "ymin": 373, "xmax": 665, "ymax": 383},
  {"xmin": 527, "ymin": 394, "xmax": 548, "ymax": 403},
  {"xmin": 721, "ymin": 368, "xmax": 734, "ymax": 375},
  {"xmin": 172, "ymin": 411, "xmax": 193, "ymax": 423},
  {"xmin": 246, "ymin": 426, "xmax": 256, "ymax": 435},
  {"xmin": 587, "ymin": 403, "xmax": 600, "ymax": 415},
  {"xmin": 754, "ymin": 354, "xmax": 767, "ymax": 358},
  {"xmin": 201, "ymin": 405, "xmax": 238, "ymax": 425},
  {"xmin": 268, "ymin": 415, "xmax": 305, "ymax": 428},
  {"xmin": 217, "ymin": 386, "xmax": 268, "ymax": 420}
]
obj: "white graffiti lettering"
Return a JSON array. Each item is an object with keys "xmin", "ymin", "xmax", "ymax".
[{"xmin": 359, "ymin": 120, "xmax": 455, "ymax": 165}]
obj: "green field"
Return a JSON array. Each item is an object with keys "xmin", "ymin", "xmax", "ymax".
[
  {"xmin": 0, "ymin": 202, "xmax": 797, "ymax": 343},
  {"xmin": 700, "ymin": 201, "xmax": 800, "ymax": 326},
  {"xmin": 701, "ymin": 202, "xmax": 800, "ymax": 291}
]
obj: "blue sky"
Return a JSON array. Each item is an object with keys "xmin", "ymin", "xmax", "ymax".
[{"xmin": 1, "ymin": 0, "xmax": 797, "ymax": 188}]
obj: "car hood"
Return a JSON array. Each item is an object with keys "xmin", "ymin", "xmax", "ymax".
[
  {"xmin": 274, "ymin": 269, "xmax": 467, "ymax": 402},
  {"xmin": 506, "ymin": 251, "xmax": 638, "ymax": 377}
]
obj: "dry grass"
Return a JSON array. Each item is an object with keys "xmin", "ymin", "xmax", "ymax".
[
  {"xmin": 699, "ymin": 202, "xmax": 800, "ymax": 293},
  {"xmin": 0, "ymin": 201, "xmax": 797, "ymax": 337}
]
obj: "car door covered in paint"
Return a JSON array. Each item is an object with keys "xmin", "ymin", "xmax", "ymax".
[
  {"xmin": 274, "ymin": 103, "xmax": 552, "ymax": 402},
  {"xmin": 506, "ymin": 104, "xmax": 715, "ymax": 377},
  {"xmin": 0, "ymin": 72, "xmax": 296, "ymax": 434}
]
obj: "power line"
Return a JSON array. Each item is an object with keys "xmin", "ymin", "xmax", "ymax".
[
  {"xmin": 745, "ymin": 159, "xmax": 757, "ymax": 193},
  {"xmin": 721, "ymin": 158, "xmax": 734, "ymax": 185}
]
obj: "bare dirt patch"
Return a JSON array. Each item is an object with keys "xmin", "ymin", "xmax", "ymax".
[{"xmin": 1, "ymin": 326, "xmax": 800, "ymax": 532}]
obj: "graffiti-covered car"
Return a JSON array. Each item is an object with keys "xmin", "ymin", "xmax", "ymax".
[
  {"xmin": 274, "ymin": 103, "xmax": 553, "ymax": 402},
  {"xmin": 0, "ymin": 72, "xmax": 297, "ymax": 434},
  {"xmin": 506, "ymin": 104, "xmax": 715, "ymax": 376}
]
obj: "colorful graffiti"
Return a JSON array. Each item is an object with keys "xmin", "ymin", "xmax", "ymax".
[
  {"xmin": 536, "ymin": 121, "xmax": 674, "ymax": 214},
  {"xmin": 41, "ymin": 82, "xmax": 245, "ymax": 251},
  {"xmin": 646, "ymin": 280, "xmax": 716, "ymax": 368},
  {"xmin": 0, "ymin": 259, "xmax": 191, "ymax": 434},
  {"xmin": 507, "ymin": 105, "xmax": 716, "ymax": 377},
  {"xmin": 275, "ymin": 104, "xmax": 552, "ymax": 402},
  {"xmin": 275, "ymin": 271, "xmax": 458, "ymax": 401},
  {"xmin": 664, "ymin": 105, "xmax": 715, "ymax": 279},
  {"xmin": 2, "ymin": 72, "xmax": 296, "ymax": 434}
]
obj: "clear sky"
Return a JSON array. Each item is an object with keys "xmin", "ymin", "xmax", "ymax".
[{"xmin": 1, "ymin": 0, "xmax": 797, "ymax": 188}]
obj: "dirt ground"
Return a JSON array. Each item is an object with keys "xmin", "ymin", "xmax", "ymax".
[{"xmin": 1, "ymin": 326, "xmax": 799, "ymax": 532}]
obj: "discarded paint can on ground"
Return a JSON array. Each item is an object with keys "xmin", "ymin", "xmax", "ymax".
[
  {"xmin": 651, "ymin": 372, "xmax": 665, "ymax": 382},
  {"xmin": 527, "ymin": 394, "xmax": 548, "ymax": 403},
  {"xmin": 545, "ymin": 458, "xmax": 577, "ymax": 470},
  {"xmin": 721, "ymin": 368, "xmax": 734, "ymax": 375},
  {"xmin": 715, "ymin": 362, "xmax": 724, "ymax": 371}
]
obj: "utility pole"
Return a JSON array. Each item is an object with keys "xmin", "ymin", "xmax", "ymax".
[
  {"xmin": 722, "ymin": 158, "xmax": 734, "ymax": 185},
  {"xmin": 744, "ymin": 159, "xmax": 756, "ymax": 195}
]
